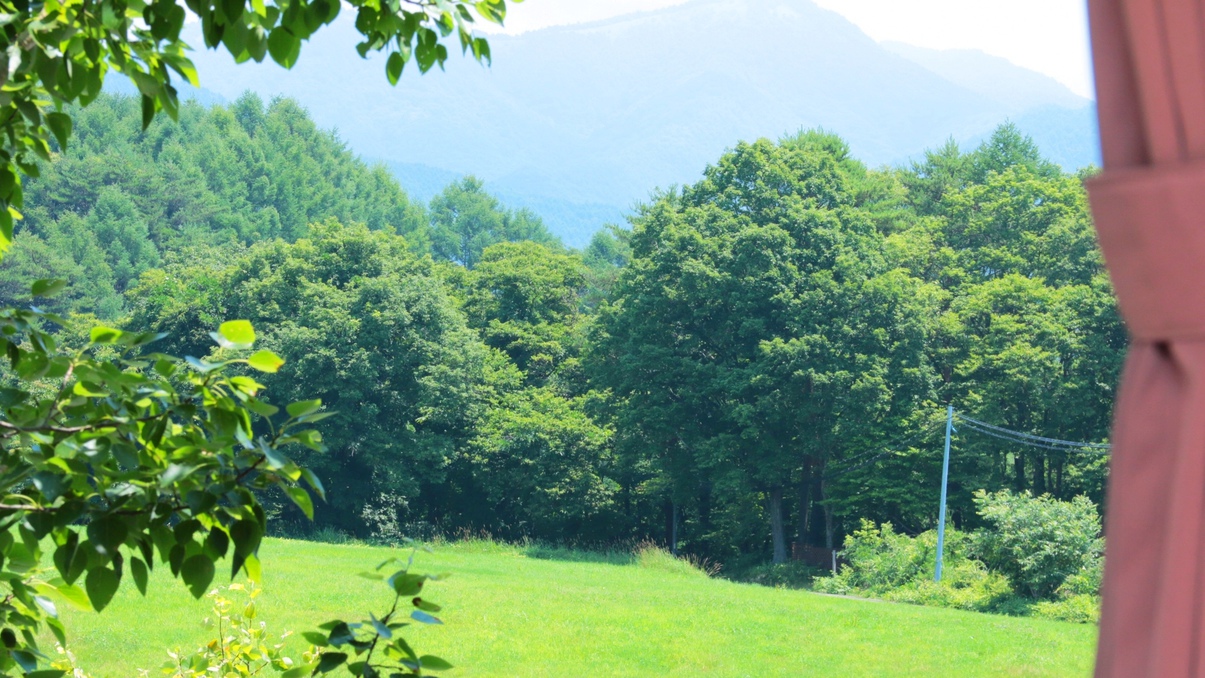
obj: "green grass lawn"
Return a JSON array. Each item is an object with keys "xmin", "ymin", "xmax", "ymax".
[{"xmin": 53, "ymin": 538, "xmax": 1097, "ymax": 677}]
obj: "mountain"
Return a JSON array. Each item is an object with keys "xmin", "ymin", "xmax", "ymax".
[
  {"xmin": 104, "ymin": 74, "xmax": 227, "ymax": 107},
  {"xmin": 181, "ymin": 0, "xmax": 1099, "ymax": 246},
  {"xmin": 881, "ymin": 42, "xmax": 1089, "ymax": 113}
]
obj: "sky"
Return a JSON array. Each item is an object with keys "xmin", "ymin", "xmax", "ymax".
[{"xmin": 489, "ymin": 0, "xmax": 1095, "ymax": 99}]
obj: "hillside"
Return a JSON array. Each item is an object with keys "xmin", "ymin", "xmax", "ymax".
[
  {"xmin": 181, "ymin": 0, "xmax": 1099, "ymax": 246},
  {"xmin": 57, "ymin": 538, "xmax": 1097, "ymax": 677}
]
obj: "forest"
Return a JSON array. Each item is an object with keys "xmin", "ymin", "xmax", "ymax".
[{"xmin": 0, "ymin": 92, "xmax": 1123, "ymax": 582}]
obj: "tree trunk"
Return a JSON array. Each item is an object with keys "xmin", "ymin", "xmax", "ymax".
[
  {"xmin": 670, "ymin": 501, "xmax": 679, "ymax": 555},
  {"xmin": 824, "ymin": 502, "xmax": 835, "ymax": 551},
  {"xmin": 797, "ymin": 463, "xmax": 813, "ymax": 546},
  {"xmin": 820, "ymin": 477, "xmax": 835, "ymax": 550},
  {"xmin": 699, "ymin": 482, "xmax": 712, "ymax": 533},
  {"xmin": 1033, "ymin": 455, "xmax": 1047, "ymax": 495},
  {"xmin": 663, "ymin": 500, "xmax": 674, "ymax": 550},
  {"xmin": 769, "ymin": 487, "xmax": 787, "ymax": 564},
  {"xmin": 1013, "ymin": 452, "xmax": 1027, "ymax": 492},
  {"xmin": 1055, "ymin": 460, "xmax": 1065, "ymax": 498}
]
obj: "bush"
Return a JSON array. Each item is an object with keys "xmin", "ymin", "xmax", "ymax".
[
  {"xmin": 814, "ymin": 520, "xmax": 975, "ymax": 595},
  {"xmin": 53, "ymin": 584, "xmax": 301, "ymax": 678},
  {"xmin": 971, "ymin": 490, "xmax": 1103, "ymax": 599},
  {"xmin": 1032, "ymin": 594, "xmax": 1101, "ymax": 624},
  {"xmin": 881, "ymin": 560, "xmax": 1017, "ymax": 613}
]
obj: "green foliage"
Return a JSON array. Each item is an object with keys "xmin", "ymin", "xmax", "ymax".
[
  {"xmin": 1031, "ymin": 594, "xmax": 1101, "ymax": 625},
  {"xmin": 812, "ymin": 521, "xmax": 1018, "ymax": 615},
  {"xmin": 0, "ymin": 0, "xmax": 514, "ymax": 255},
  {"xmin": 465, "ymin": 241, "xmax": 586, "ymax": 385},
  {"xmin": 3, "ymin": 93, "xmax": 432, "ymax": 319},
  {"xmin": 430, "ymin": 177, "xmax": 561, "ymax": 269},
  {"xmin": 154, "ymin": 583, "xmax": 299, "ymax": 677},
  {"xmin": 0, "ymin": 291, "xmax": 337, "ymax": 672},
  {"xmin": 814, "ymin": 493, "xmax": 1103, "ymax": 622},
  {"xmin": 468, "ymin": 388, "xmax": 614, "ymax": 538},
  {"xmin": 971, "ymin": 489, "xmax": 1103, "ymax": 599}
]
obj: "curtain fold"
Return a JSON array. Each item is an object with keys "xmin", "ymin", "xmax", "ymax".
[{"xmin": 1088, "ymin": 0, "xmax": 1205, "ymax": 674}]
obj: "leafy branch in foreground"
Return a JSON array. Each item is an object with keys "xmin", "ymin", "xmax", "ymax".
[
  {"xmin": 0, "ymin": 281, "xmax": 446, "ymax": 676},
  {"xmin": 0, "ymin": 0, "xmax": 517, "ymax": 254}
]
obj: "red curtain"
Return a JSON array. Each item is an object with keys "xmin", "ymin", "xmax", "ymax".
[{"xmin": 1088, "ymin": 0, "xmax": 1205, "ymax": 674}]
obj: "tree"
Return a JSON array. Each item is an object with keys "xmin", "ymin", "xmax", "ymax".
[
  {"xmin": 593, "ymin": 131, "xmax": 935, "ymax": 563},
  {"xmin": 465, "ymin": 241, "xmax": 586, "ymax": 386},
  {"xmin": 0, "ymin": 0, "xmax": 519, "ymax": 673},
  {"xmin": 429, "ymin": 177, "xmax": 560, "ymax": 269}
]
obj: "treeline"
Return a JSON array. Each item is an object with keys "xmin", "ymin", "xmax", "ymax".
[{"xmin": 0, "ymin": 94, "xmax": 1124, "ymax": 571}]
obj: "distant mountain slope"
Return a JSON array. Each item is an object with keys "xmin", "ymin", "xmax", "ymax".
[
  {"xmin": 380, "ymin": 162, "xmax": 623, "ymax": 247},
  {"xmin": 182, "ymin": 0, "xmax": 1099, "ymax": 244},
  {"xmin": 968, "ymin": 105, "xmax": 1101, "ymax": 171},
  {"xmin": 881, "ymin": 42, "xmax": 1089, "ymax": 113}
]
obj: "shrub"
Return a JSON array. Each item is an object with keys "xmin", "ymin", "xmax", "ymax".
[
  {"xmin": 150, "ymin": 583, "xmax": 301, "ymax": 677},
  {"xmin": 881, "ymin": 559, "xmax": 1017, "ymax": 613},
  {"xmin": 52, "ymin": 584, "xmax": 300, "ymax": 678},
  {"xmin": 1032, "ymin": 594, "xmax": 1101, "ymax": 624},
  {"xmin": 971, "ymin": 490, "xmax": 1103, "ymax": 599},
  {"xmin": 815, "ymin": 520, "xmax": 975, "ymax": 596}
]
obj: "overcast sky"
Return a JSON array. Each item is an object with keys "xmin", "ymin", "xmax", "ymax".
[{"xmin": 490, "ymin": 0, "xmax": 1095, "ymax": 99}]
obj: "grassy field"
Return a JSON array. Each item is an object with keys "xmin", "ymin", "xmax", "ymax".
[{"xmin": 53, "ymin": 538, "xmax": 1097, "ymax": 677}]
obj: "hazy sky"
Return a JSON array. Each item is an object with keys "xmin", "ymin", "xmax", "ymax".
[{"xmin": 491, "ymin": 0, "xmax": 1095, "ymax": 99}]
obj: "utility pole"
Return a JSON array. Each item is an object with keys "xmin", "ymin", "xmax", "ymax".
[{"xmin": 935, "ymin": 404, "xmax": 954, "ymax": 582}]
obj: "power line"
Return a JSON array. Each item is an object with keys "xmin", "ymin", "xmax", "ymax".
[
  {"xmin": 953, "ymin": 412, "xmax": 1111, "ymax": 453},
  {"xmin": 824, "ymin": 421, "xmax": 945, "ymax": 480}
]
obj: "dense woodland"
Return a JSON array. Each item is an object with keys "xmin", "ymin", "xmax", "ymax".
[{"xmin": 0, "ymin": 93, "xmax": 1124, "ymax": 573}]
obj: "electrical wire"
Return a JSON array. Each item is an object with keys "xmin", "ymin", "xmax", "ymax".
[
  {"xmin": 824, "ymin": 421, "xmax": 945, "ymax": 480},
  {"xmin": 954, "ymin": 413, "xmax": 1111, "ymax": 453}
]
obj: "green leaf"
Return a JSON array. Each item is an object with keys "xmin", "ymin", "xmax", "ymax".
[
  {"xmin": 389, "ymin": 572, "xmax": 425, "ymax": 597},
  {"xmin": 72, "ymin": 381, "xmax": 109, "ymax": 398},
  {"xmin": 181, "ymin": 555, "xmax": 215, "ymax": 598},
  {"xmin": 369, "ymin": 613, "xmax": 392, "ymax": 639},
  {"xmin": 286, "ymin": 486, "xmax": 314, "ymax": 520},
  {"xmin": 84, "ymin": 567, "xmax": 119, "ymax": 611},
  {"xmin": 31, "ymin": 278, "xmax": 67, "ymax": 298},
  {"xmin": 185, "ymin": 356, "xmax": 225, "ymax": 373},
  {"xmin": 247, "ymin": 349, "xmax": 284, "ymax": 373},
  {"xmin": 141, "ymin": 94, "xmax": 155, "ymax": 130},
  {"xmin": 11, "ymin": 651, "xmax": 36, "ymax": 672},
  {"xmin": 268, "ymin": 27, "xmax": 301, "ymax": 68},
  {"xmin": 287, "ymin": 399, "xmax": 322, "ymax": 417},
  {"xmin": 86, "ymin": 516, "xmax": 127, "ymax": 555},
  {"xmin": 413, "ymin": 597, "xmax": 441, "ymax": 612},
  {"xmin": 0, "ymin": 387, "xmax": 28, "ymax": 407},
  {"xmin": 301, "ymin": 467, "xmax": 327, "ymax": 501},
  {"xmin": 302, "ymin": 631, "xmax": 329, "ymax": 646},
  {"xmin": 386, "ymin": 51, "xmax": 405, "ymax": 85},
  {"xmin": 420, "ymin": 655, "xmax": 454, "ymax": 671},
  {"xmin": 46, "ymin": 112, "xmax": 72, "ymax": 149},
  {"xmin": 315, "ymin": 652, "xmax": 348, "ymax": 673},
  {"xmin": 230, "ymin": 518, "xmax": 263, "ymax": 559},
  {"xmin": 411, "ymin": 610, "xmax": 443, "ymax": 625},
  {"xmin": 50, "ymin": 581, "xmax": 90, "ymax": 611},
  {"xmin": 217, "ymin": 319, "xmax": 256, "ymax": 348},
  {"xmin": 34, "ymin": 594, "xmax": 57, "ymax": 618},
  {"xmin": 204, "ymin": 527, "xmax": 230, "ymax": 560},
  {"xmin": 89, "ymin": 326, "xmax": 123, "ymax": 344},
  {"xmin": 246, "ymin": 398, "xmax": 280, "ymax": 417},
  {"xmin": 130, "ymin": 556, "xmax": 148, "ymax": 595}
]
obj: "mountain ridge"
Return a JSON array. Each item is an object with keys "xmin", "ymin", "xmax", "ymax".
[{"xmin": 182, "ymin": 0, "xmax": 1100, "ymax": 246}]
